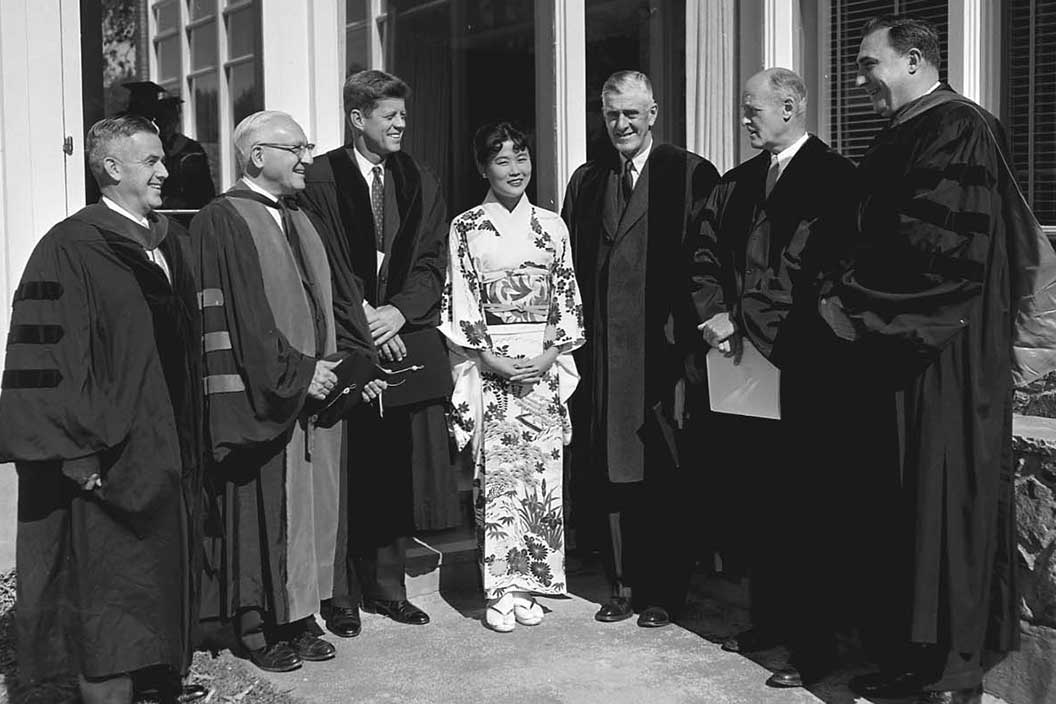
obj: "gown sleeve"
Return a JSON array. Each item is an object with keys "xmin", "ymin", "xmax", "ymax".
[
  {"xmin": 836, "ymin": 108, "xmax": 999, "ymax": 368},
  {"xmin": 688, "ymin": 183, "xmax": 733, "ymax": 324},
  {"xmin": 388, "ymin": 176, "xmax": 449, "ymax": 327},
  {"xmin": 0, "ymin": 230, "xmax": 136, "ymax": 464},
  {"xmin": 191, "ymin": 202, "xmax": 317, "ymax": 461},
  {"xmin": 439, "ymin": 214, "xmax": 488, "ymax": 452},
  {"xmin": 543, "ymin": 218, "xmax": 586, "ymax": 355}
]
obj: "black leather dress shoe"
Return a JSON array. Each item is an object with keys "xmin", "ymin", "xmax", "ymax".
[
  {"xmin": 849, "ymin": 671, "xmax": 929, "ymax": 698},
  {"xmin": 178, "ymin": 683, "xmax": 210, "ymax": 703},
  {"xmin": 288, "ymin": 631, "xmax": 336, "ymax": 661},
  {"xmin": 594, "ymin": 597, "xmax": 634, "ymax": 623},
  {"xmin": 322, "ymin": 604, "xmax": 362, "ymax": 638},
  {"xmin": 245, "ymin": 642, "xmax": 302, "ymax": 673},
  {"xmin": 636, "ymin": 606, "xmax": 671, "ymax": 628},
  {"xmin": 362, "ymin": 598, "xmax": 430, "ymax": 625},
  {"xmin": 720, "ymin": 628, "xmax": 781, "ymax": 653},
  {"xmin": 765, "ymin": 667, "xmax": 804, "ymax": 688},
  {"xmin": 915, "ymin": 686, "xmax": 983, "ymax": 704}
]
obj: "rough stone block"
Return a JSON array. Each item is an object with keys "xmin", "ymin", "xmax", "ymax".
[{"xmin": 985, "ymin": 622, "xmax": 1056, "ymax": 704}]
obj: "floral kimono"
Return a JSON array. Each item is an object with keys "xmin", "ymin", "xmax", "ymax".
[{"xmin": 440, "ymin": 192, "xmax": 585, "ymax": 599}]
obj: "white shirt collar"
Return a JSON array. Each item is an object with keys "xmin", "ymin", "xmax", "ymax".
[
  {"xmin": 770, "ymin": 132, "xmax": 811, "ymax": 171},
  {"xmin": 353, "ymin": 146, "xmax": 385, "ymax": 185},
  {"xmin": 622, "ymin": 135, "xmax": 652, "ymax": 175},
  {"xmin": 926, "ymin": 81, "xmax": 942, "ymax": 95},
  {"xmin": 101, "ymin": 196, "xmax": 150, "ymax": 229},
  {"xmin": 241, "ymin": 177, "xmax": 280, "ymax": 203}
]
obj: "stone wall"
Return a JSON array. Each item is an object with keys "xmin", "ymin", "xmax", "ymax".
[{"xmin": 985, "ymin": 415, "xmax": 1056, "ymax": 704}]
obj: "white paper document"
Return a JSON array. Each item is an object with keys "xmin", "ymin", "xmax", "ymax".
[{"xmin": 706, "ymin": 340, "xmax": 781, "ymax": 420}]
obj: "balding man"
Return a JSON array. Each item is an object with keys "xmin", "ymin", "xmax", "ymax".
[
  {"xmin": 190, "ymin": 111, "xmax": 377, "ymax": 673},
  {"xmin": 689, "ymin": 68, "xmax": 858, "ymax": 688},
  {"xmin": 0, "ymin": 115, "xmax": 202, "ymax": 703},
  {"xmin": 562, "ymin": 70, "xmax": 718, "ymax": 628}
]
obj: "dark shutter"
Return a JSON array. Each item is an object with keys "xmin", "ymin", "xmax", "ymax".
[
  {"xmin": 1004, "ymin": 0, "xmax": 1056, "ymax": 226},
  {"xmin": 828, "ymin": 0, "xmax": 949, "ymax": 163}
]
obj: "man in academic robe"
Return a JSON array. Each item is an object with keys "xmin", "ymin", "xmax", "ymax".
[
  {"xmin": 822, "ymin": 17, "xmax": 1019, "ymax": 704},
  {"xmin": 0, "ymin": 115, "xmax": 202, "ymax": 704},
  {"xmin": 689, "ymin": 68, "xmax": 860, "ymax": 688},
  {"xmin": 300, "ymin": 69, "xmax": 458, "ymax": 637},
  {"xmin": 191, "ymin": 110, "xmax": 377, "ymax": 672},
  {"xmin": 155, "ymin": 96, "xmax": 217, "ymax": 214},
  {"xmin": 561, "ymin": 70, "xmax": 719, "ymax": 628}
]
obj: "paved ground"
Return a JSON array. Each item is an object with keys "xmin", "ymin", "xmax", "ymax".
[
  {"xmin": 233, "ymin": 556, "xmax": 1006, "ymax": 704},
  {"xmin": 0, "ymin": 469, "xmax": 14, "ymax": 572}
]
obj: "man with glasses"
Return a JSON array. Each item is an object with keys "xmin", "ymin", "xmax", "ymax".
[
  {"xmin": 301, "ymin": 69, "xmax": 459, "ymax": 639},
  {"xmin": 190, "ymin": 110, "xmax": 377, "ymax": 672}
]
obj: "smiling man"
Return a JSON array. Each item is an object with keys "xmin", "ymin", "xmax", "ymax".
[
  {"xmin": 300, "ymin": 70, "xmax": 459, "ymax": 639},
  {"xmin": 190, "ymin": 110, "xmax": 372, "ymax": 673},
  {"xmin": 822, "ymin": 16, "xmax": 1021, "ymax": 704},
  {"xmin": 0, "ymin": 115, "xmax": 203, "ymax": 703},
  {"xmin": 561, "ymin": 70, "xmax": 718, "ymax": 629}
]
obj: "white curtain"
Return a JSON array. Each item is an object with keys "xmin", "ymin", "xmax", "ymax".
[{"xmin": 686, "ymin": 0, "xmax": 738, "ymax": 175}]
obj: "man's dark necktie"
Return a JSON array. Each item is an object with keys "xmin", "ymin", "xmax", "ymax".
[
  {"xmin": 371, "ymin": 165, "xmax": 385, "ymax": 250},
  {"xmin": 618, "ymin": 159, "xmax": 635, "ymax": 215}
]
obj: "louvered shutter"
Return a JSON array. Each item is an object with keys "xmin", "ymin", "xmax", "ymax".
[
  {"xmin": 1004, "ymin": 0, "xmax": 1056, "ymax": 226},
  {"xmin": 828, "ymin": 0, "xmax": 949, "ymax": 163}
]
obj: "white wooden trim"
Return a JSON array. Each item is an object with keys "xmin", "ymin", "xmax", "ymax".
[
  {"xmin": 816, "ymin": 0, "xmax": 832, "ymax": 144},
  {"xmin": 369, "ymin": 0, "xmax": 385, "ymax": 70},
  {"xmin": 308, "ymin": 0, "xmax": 344, "ymax": 151},
  {"xmin": 763, "ymin": 0, "xmax": 800, "ymax": 71},
  {"xmin": 535, "ymin": 0, "xmax": 585, "ymax": 212},
  {"xmin": 217, "ymin": 3, "xmax": 233, "ymax": 188},
  {"xmin": 947, "ymin": 0, "xmax": 1000, "ymax": 113},
  {"xmin": 686, "ymin": 0, "xmax": 739, "ymax": 173}
]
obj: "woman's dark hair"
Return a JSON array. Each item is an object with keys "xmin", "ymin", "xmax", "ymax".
[{"xmin": 472, "ymin": 121, "xmax": 530, "ymax": 166}]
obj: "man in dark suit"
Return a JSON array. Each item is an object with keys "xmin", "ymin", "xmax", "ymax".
[
  {"xmin": 562, "ymin": 70, "xmax": 719, "ymax": 629},
  {"xmin": 300, "ymin": 70, "xmax": 460, "ymax": 638},
  {"xmin": 690, "ymin": 67, "xmax": 860, "ymax": 688}
]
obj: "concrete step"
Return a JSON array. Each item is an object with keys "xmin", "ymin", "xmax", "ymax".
[{"xmin": 405, "ymin": 526, "xmax": 477, "ymax": 600}]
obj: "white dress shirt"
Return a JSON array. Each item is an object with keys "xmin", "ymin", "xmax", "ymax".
[
  {"xmin": 353, "ymin": 146, "xmax": 388, "ymax": 273},
  {"xmin": 241, "ymin": 177, "xmax": 284, "ymax": 232},
  {"xmin": 621, "ymin": 136, "xmax": 653, "ymax": 190},
  {"xmin": 767, "ymin": 131, "xmax": 812, "ymax": 188},
  {"xmin": 101, "ymin": 196, "xmax": 171, "ymax": 283}
]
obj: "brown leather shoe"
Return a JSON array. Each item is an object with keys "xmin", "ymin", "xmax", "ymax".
[
  {"xmin": 916, "ymin": 686, "xmax": 983, "ymax": 704},
  {"xmin": 594, "ymin": 597, "xmax": 634, "ymax": 623}
]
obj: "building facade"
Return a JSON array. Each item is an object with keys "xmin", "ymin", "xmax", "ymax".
[{"xmin": 0, "ymin": 0, "xmax": 1052, "ymax": 338}]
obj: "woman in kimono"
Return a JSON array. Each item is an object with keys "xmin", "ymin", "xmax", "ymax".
[{"xmin": 440, "ymin": 122, "xmax": 585, "ymax": 632}]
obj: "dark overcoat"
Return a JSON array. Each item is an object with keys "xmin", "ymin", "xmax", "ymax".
[{"xmin": 561, "ymin": 143, "xmax": 718, "ymax": 483}]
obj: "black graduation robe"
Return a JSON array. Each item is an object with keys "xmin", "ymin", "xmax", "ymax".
[
  {"xmin": 832, "ymin": 85, "xmax": 1019, "ymax": 654},
  {"xmin": 561, "ymin": 143, "xmax": 719, "ymax": 484},
  {"xmin": 0, "ymin": 204, "xmax": 201, "ymax": 682},
  {"xmin": 191, "ymin": 186, "xmax": 345, "ymax": 627},
  {"xmin": 301, "ymin": 147, "xmax": 460, "ymax": 534}
]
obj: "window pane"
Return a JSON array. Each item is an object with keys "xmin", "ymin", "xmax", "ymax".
[
  {"xmin": 828, "ymin": 0, "xmax": 948, "ymax": 163},
  {"xmin": 346, "ymin": 0, "xmax": 366, "ymax": 23},
  {"xmin": 157, "ymin": 35, "xmax": 181, "ymax": 81},
  {"xmin": 193, "ymin": 72, "xmax": 220, "ymax": 188},
  {"xmin": 189, "ymin": 0, "xmax": 217, "ymax": 20},
  {"xmin": 227, "ymin": 6, "xmax": 257, "ymax": 59},
  {"xmin": 190, "ymin": 21, "xmax": 218, "ymax": 70},
  {"xmin": 390, "ymin": 0, "xmax": 536, "ymax": 215},
  {"xmin": 585, "ymin": 0, "xmax": 686, "ymax": 161},
  {"xmin": 346, "ymin": 25, "xmax": 367, "ymax": 75},
  {"xmin": 155, "ymin": 0, "xmax": 179, "ymax": 32},
  {"xmin": 1004, "ymin": 0, "xmax": 1056, "ymax": 225},
  {"xmin": 229, "ymin": 61, "xmax": 261, "ymax": 125}
]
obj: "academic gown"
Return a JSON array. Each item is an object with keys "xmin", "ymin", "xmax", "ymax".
[
  {"xmin": 191, "ymin": 186, "xmax": 344, "ymax": 628},
  {"xmin": 0, "ymin": 204, "xmax": 201, "ymax": 683},
  {"xmin": 301, "ymin": 147, "xmax": 460, "ymax": 535},
  {"xmin": 689, "ymin": 136, "xmax": 867, "ymax": 659},
  {"xmin": 833, "ymin": 85, "xmax": 1019, "ymax": 654}
]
